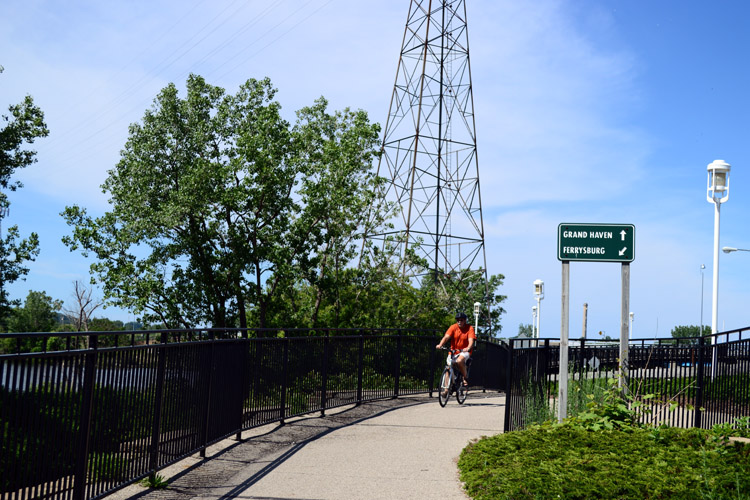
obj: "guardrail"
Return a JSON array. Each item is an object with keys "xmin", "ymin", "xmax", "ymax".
[{"xmin": 0, "ymin": 329, "xmax": 508, "ymax": 500}]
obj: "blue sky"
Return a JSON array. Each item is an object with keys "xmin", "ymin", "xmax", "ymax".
[{"xmin": 1, "ymin": 0, "xmax": 749, "ymax": 338}]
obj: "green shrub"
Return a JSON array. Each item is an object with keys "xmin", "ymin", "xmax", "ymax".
[
  {"xmin": 460, "ymin": 376, "xmax": 750, "ymax": 499},
  {"xmin": 459, "ymin": 424, "xmax": 750, "ymax": 500}
]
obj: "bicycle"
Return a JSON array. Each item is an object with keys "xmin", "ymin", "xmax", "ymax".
[{"xmin": 437, "ymin": 347, "xmax": 472, "ymax": 407}]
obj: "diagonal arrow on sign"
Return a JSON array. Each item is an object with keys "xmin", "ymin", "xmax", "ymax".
[{"xmin": 619, "ymin": 247, "xmax": 628, "ymax": 256}]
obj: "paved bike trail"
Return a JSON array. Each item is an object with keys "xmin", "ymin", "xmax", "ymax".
[{"xmin": 108, "ymin": 392, "xmax": 505, "ymax": 500}]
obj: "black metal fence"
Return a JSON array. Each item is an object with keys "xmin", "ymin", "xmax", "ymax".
[
  {"xmin": 504, "ymin": 328, "xmax": 750, "ymax": 432},
  {"xmin": 0, "ymin": 329, "xmax": 508, "ymax": 500}
]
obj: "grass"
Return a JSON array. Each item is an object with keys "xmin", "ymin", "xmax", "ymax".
[
  {"xmin": 139, "ymin": 473, "xmax": 168, "ymax": 489},
  {"xmin": 461, "ymin": 378, "xmax": 750, "ymax": 500}
]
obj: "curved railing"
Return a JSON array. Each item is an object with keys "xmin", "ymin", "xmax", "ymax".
[{"xmin": 0, "ymin": 330, "xmax": 508, "ymax": 500}]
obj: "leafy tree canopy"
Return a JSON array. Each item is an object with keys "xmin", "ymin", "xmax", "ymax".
[
  {"xmin": 670, "ymin": 324, "xmax": 711, "ymax": 344},
  {"xmin": 262, "ymin": 261, "xmax": 506, "ymax": 337},
  {"xmin": 61, "ymin": 74, "xmax": 507, "ymax": 333},
  {"xmin": 0, "ymin": 77, "xmax": 48, "ymax": 325},
  {"xmin": 7, "ymin": 290, "xmax": 62, "ymax": 333},
  {"xmin": 517, "ymin": 323, "xmax": 534, "ymax": 338},
  {"xmin": 63, "ymin": 75, "xmax": 385, "ymax": 329}
]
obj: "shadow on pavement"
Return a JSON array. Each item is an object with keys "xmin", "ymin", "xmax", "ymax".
[{"xmin": 118, "ymin": 394, "xmax": 468, "ymax": 500}]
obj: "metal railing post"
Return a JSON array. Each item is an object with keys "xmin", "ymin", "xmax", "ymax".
[
  {"xmin": 149, "ymin": 332, "xmax": 168, "ymax": 473},
  {"xmin": 481, "ymin": 341, "xmax": 488, "ymax": 393},
  {"xmin": 200, "ymin": 332, "xmax": 216, "ymax": 458},
  {"xmin": 72, "ymin": 335, "xmax": 98, "ymax": 500},
  {"xmin": 694, "ymin": 336, "xmax": 705, "ymax": 428},
  {"xmin": 321, "ymin": 334, "xmax": 329, "ymax": 416},
  {"xmin": 394, "ymin": 335, "xmax": 402, "ymax": 398},
  {"xmin": 503, "ymin": 339, "xmax": 515, "ymax": 433},
  {"xmin": 236, "ymin": 336, "xmax": 249, "ymax": 441},
  {"xmin": 280, "ymin": 338, "xmax": 290, "ymax": 425},
  {"xmin": 429, "ymin": 338, "xmax": 436, "ymax": 397},
  {"xmin": 356, "ymin": 334, "xmax": 364, "ymax": 405}
]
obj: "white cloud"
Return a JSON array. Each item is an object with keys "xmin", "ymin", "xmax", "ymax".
[{"xmin": 471, "ymin": 0, "xmax": 649, "ymax": 208}]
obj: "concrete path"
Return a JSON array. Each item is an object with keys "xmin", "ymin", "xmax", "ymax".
[{"xmin": 107, "ymin": 392, "xmax": 505, "ymax": 500}]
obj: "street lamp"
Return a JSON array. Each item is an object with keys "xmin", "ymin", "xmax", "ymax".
[
  {"xmin": 629, "ymin": 312, "xmax": 634, "ymax": 337},
  {"xmin": 473, "ymin": 301, "xmax": 480, "ymax": 337},
  {"xmin": 707, "ymin": 159, "xmax": 730, "ymax": 340},
  {"xmin": 722, "ymin": 246, "xmax": 750, "ymax": 253},
  {"xmin": 700, "ymin": 264, "xmax": 706, "ymax": 337},
  {"xmin": 533, "ymin": 279, "xmax": 544, "ymax": 338}
]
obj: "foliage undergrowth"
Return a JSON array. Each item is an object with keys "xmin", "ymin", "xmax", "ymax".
[
  {"xmin": 461, "ymin": 378, "xmax": 750, "ymax": 500},
  {"xmin": 139, "ymin": 473, "xmax": 168, "ymax": 489}
]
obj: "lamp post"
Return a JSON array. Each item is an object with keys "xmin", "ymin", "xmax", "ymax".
[
  {"xmin": 707, "ymin": 159, "xmax": 730, "ymax": 380},
  {"xmin": 532, "ymin": 305, "xmax": 538, "ymax": 337},
  {"xmin": 722, "ymin": 246, "xmax": 750, "ymax": 253},
  {"xmin": 533, "ymin": 279, "xmax": 544, "ymax": 338},
  {"xmin": 707, "ymin": 159, "xmax": 730, "ymax": 342},
  {"xmin": 629, "ymin": 312, "xmax": 634, "ymax": 338},
  {"xmin": 473, "ymin": 301, "xmax": 480, "ymax": 337},
  {"xmin": 700, "ymin": 264, "xmax": 705, "ymax": 337}
]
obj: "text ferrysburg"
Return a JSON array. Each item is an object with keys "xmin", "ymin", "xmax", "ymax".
[{"xmin": 562, "ymin": 246, "xmax": 606, "ymax": 255}]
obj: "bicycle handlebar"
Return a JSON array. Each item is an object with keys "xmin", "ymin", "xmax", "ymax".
[{"xmin": 437, "ymin": 346, "xmax": 464, "ymax": 355}]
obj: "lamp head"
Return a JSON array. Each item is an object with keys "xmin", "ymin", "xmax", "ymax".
[
  {"xmin": 533, "ymin": 279, "xmax": 544, "ymax": 299},
  {"xmin": 707, "ymin": 159, "xmax": 731, "ymax": 203}
]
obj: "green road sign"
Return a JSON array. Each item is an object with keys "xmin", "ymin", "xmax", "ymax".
[{"xmin": 558, "ymin": 223, "xmax": 635, "ymax": 262}]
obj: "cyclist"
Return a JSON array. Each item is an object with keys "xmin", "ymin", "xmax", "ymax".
[{"xmin": 435, "ymin": 312, "xmax": 476, "ymax": 387}]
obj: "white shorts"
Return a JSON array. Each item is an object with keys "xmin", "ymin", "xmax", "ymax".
[{"xmin": 447, "ymin": 352, "xmax": 470, "ymax": 365}]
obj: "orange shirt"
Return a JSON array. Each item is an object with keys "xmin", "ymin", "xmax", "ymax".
[{"xmin": 445, "ymin": 323, "xmax": 476, "ymax": 353}]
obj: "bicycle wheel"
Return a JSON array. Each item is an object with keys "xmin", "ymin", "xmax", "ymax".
[
  {"xmin": 438, "ymin": 367, "xmax": 451, "ymax": 407},
  {"xmin": 456, "ymin": 377, "xmax": 468, "ymax": 404}
]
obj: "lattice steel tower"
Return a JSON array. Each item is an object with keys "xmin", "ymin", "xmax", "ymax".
[{"xmin": 365, "ymin": 0, "xmax": 489, "ymax": 315}]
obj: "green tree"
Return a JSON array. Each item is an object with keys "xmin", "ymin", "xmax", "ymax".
[
  {"xmin": 417, "ymin": 269, "xmax": 506, "ymax": 337},
  {"xmin": 63, "ymin": 75, "xmax": 383, "ymax": 329},
  {"xmin": 264, "ymin": 259, "xmax": 447, "ymax": 331},
  {"xmin": 285, "ymin": 101, "xmax": 387, "ymax": 327},
  {"xmin": 261, "ymin": 241, "xmax": 507, "ymax": 335},
  {"xmin": 2, "ymin": 290, "xmax": 63, "ymax": 352},
  {"xmin": 670, "ymin": 324, "xmax": 711, "ymax": 345},
  {"xmin": 0, "ymin": 78, "xmax": 48, "ymax": 326},
  {"xmin": 88, "ymin": 317, "xmax": 124, "ymax": 332},
  {"xmin": 0, "ymin": 228, "xmax": 40, "ymax": 329},
  {"xmin": 87, "ymin": 317, "xmax": 128, "ymax": 347},
  {"xmin": 517, "ymin": 323, "xmax": 534, "ymax": 338}
]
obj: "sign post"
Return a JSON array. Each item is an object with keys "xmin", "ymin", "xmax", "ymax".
[
  {"xmin": 620, "ymin": 263, "xmax": 630, "ymax": 387},
  {"xmin": 557, "ymin": 223, "xmax": 635, "ymax": 421},
  {"xmin": 559, "ymin": 261, "xmax": 569, "ymax": 423}
]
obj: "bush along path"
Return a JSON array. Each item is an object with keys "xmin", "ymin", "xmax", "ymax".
[{"xmin": 459, "ymin": 378, "xmax": 750, "ymax": 500}]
